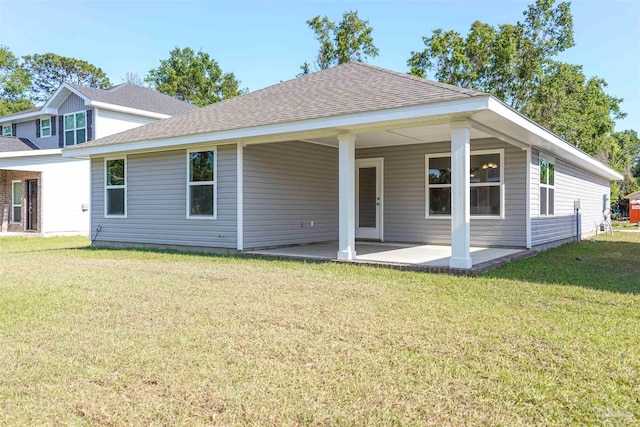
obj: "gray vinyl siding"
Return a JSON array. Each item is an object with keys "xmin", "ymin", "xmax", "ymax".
[
  {"xmin": 15, "ymin": 119, "xmax": 58, "ymax": 149},
  {"xmin": 59, "ymin": 93, "xmax": 93, "ymax": 146},
  {"xmin": 530, "ymin": 149, "xmax": 540, "ymax": 217},
  {"xmin": 91, "ymin": 145, "xmax": 237, "ymax": 248},
  {"xmin": 243, "ymin": 141, "xmax": 338, "ymax": 248},
  {"xmin": 531, "ymin": 148, "xmax": 610, "ymax": 246},
  {"xmin": 357, "ymin": 138, "xmax": 527, "ymax": 247},
  {"xmin": 58, "ymin": 93, "xmax": 86, "ymax": 115}
]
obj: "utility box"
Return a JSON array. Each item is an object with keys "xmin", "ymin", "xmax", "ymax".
[
  {"xmin": 631, "ymin": 201, "xmax": 640, "ymax": 224},
  {"xmin": 574, "ymin": 200, "xmax": 582, "ymax": 210}
]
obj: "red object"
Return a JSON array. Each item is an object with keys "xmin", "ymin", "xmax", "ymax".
[{"xmin": 630, "ymin": 201, "xmax": 640, "ymax": 224}]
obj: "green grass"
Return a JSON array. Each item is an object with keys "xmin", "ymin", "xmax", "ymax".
[
  {"xmin": 0, "ymin": 234, "xmax": 638, "ymax": 426},
  {"xmin": 612, "ymin": 219, "xmax": 640, "ymax": 229}
]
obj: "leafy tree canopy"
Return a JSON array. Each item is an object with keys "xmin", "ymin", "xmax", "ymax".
[
  {"xmin": 22, "ymin": 53, "xmax": 111, "ymax": 103},
  {"xmin": 0, "ymin": 46, "xmax": 33, "ymax": 116},
  {"xmin": 606, "ymin": 130, "xmax": 640, "ymax": 209},
  {"xmin": 407, "ymin": 0, "xmax": 625, "ymax": 155},
  {"xmin": 300, "ymin": 10, "xmax": 379, "ymax": 75},
  {"xmin": 145, "ymin": 47, "xmax": 244, "ymax": 107}
]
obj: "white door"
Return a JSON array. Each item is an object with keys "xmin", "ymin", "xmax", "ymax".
[{"xmin": 356, "ymin": 158, "xmax": 383, "ymax": 240}]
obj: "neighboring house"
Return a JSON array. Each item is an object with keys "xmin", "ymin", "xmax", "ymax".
[
  {"xmin": 625, "ymin": 190, "xmax": 640, "ymax": 224},
  {"xmin": 64, "ymin": 63, "xmax": 622, "ymax": 269},
  {"xmin": 0, "ymin": 83, "xmax": 196, "ymax": 235}
]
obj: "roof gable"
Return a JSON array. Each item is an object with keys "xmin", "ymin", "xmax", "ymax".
[
  {"xmin": 0, "ymin": 82, "xmax": 196, "ymax": 124},
  {"xmin": 66, "ymin": 83, "xmax": 197, "ymax": 116}
]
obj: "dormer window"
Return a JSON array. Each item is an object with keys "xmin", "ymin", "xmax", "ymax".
[
  {"xmin": 2, "ymin": 125, "xmax": 12, "ymax": 136},
  {"xmin": 40, "ymin": 118, "xmax": 52, "ymax": 137},
  {"xmin": 64, "ymin": 112, "xmax": 86, "ymax": 146}
]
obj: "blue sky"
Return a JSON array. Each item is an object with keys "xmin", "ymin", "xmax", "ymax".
[{"xmin": 1, "ymin": 0, "xmax": 638, "ymax": 131}]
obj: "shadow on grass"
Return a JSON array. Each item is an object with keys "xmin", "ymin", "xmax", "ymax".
[
  {"xmin": 5, "ymin": 235, "xmax": 639, "ymax": 294},
  {"xmin": 78, "ymin": 240, "xmax": 640, "ymax": 294},
  {"xmin": 485, "ymin": 239, "xmax": 640, "ymax": 294}
]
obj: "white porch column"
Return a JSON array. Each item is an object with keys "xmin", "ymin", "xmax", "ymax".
[
  {"xmin": 450, "ymin": 121, "xmax": 472, "ymax": 269},
  {"xmin": 337, "ymin": 134, "xmax": 357, "ymax": 260}
]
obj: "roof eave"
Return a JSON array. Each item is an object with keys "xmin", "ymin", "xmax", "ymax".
[
  {"xmin": 90, "ymin": 101, "xmax": 172, "ymax": 120},
  {"xmin": 486, "ymin": 97, "xmax": 623, "ymax": 181},
  {"xmin": 0, "ymin": 108, "xmax": 58, "ymax": 124},
  {"xmin": 62, "ymin": 96, "xmax": 492, "ymax": 158},
  {"xmin": 0, "ymin": 148, "xmax": 62, "ymax": 159},
  {"xmin": 62, "ymin": 94, "xmax": 624, "ymax": 182}
]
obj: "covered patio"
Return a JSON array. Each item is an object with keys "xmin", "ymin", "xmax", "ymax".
[{"xmin": 248, "ymin": 242, "xmax": 536, "ymax": 274}]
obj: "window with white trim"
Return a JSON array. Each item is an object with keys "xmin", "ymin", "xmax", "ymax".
[
  {"xmin": 12, "ymin": 181, "xmax": 21, "ymax": 223},
  {"xmin": 426, "ymin": 150, "xmax": 503, "ymax": 217},
  {"xmin": 2, "ymin": 125, "xmax": 12, "ymax": 136},
  {"xmin": 105, "ymin": 158, "xmax": 126, "ymax": 216},
  {"xmin": 539, "ymin": 156, "xmax": 555, "ymax": 216},
  {"xmin": 40, "ymin": 118, "xmax": 51, "ymax": 137},
  {"xmin": 187, "ymin": 149, "xmax": 216, "ymax": 218},
  {"xmin": 64, "ymin": 111, "xmax": 86, "ymax": 146}
]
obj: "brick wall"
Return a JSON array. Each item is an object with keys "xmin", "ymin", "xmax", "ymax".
[{"xmin": 0, "ymin": 170, "xmax": 42, "ymax": 232}]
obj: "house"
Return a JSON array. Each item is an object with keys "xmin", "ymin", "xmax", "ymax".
[
  {"xmin": 0, "ymin": 83, "xmax": 196, "ymax": 235},
  {"xmin": 63, "ymin": 63, "xmax": 622, "ymax": 269}
]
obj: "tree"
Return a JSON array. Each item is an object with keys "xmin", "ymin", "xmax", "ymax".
[
  {"xmin": 526, "ymin": 61, "xmax": 624, "ymax": 152},
  {"xmin": 122, "ymin": 72, "xmax": 143, "ymax": 86},
  {"xmin": 22, "ymin": 53, "xmax": 111, "ymax": 103},
  {"xmin": 300, "ymin": 10, "xmax": 379, "ymax": 75},
  {"xmin": 145, "ymin": 47, "xmax": 244, "ymax": 107},
  {"xmin": 409, "ymin": 0, "xmax": 574, "ymax": 110},
  {"xmin": 0, "ymin": 46, "xmax": 33, "ymax": 115},
  {"xmin": 407, "ymin": 0, "xmax": 625, "ymax": 154},
  {"xmin": 607, "ymin": 130, "xmax": 640, "ymax": 213}
]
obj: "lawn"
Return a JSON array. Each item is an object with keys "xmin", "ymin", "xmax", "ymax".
[{"xmin": 0, "ymin": 234, "xmax": 638, "ymax": 426}]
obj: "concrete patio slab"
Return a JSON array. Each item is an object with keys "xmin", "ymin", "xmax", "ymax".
[{"xmin": 247, "ymin": 242, "xmax": 535, "ymax": 275}]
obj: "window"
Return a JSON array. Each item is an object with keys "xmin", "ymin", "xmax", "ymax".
[
  {"xmin": 64, "ymin": 111, "xmax": 86, "ymax": 146},
  {"xmin": 426, "ymin": 155, "xmax": 452, "ymax": 215},
  {"xmin": 105, "ymin": 158, "xmax": 126, "ymax": 216},
  {"xmin": 12, "ymin": 181, "xmax": 21, "ymax": 223},
  {"xmin": 539, "ymin": 156, "xmax": 555, "ymax": 216},
  {"xmin": 40, "ymin": 118, "xmax": 51, "ymax": 137},
  {"xmin": 187, "ymin": 149, "xmax": 216, "ymax": 218},
  {"xmin": 426, "ymin": 150, "xmax": 503, "ymax": 218},
  {"xmin": 2, "ymin": 125, "xmax": 12, "ymax": 136}
]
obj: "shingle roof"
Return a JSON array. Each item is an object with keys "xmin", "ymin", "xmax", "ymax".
[
  {"xmin": 0, "ymin": 136, "xmax": 39, "ymax": 152},
  {"xmin": 66, "ymin": 83, "xmax": 197, "ymax": 116},
  {"xmin": 68, "ymin": 62, "xmax": 486, "ymax": 150},
  {"xmin": 0, "ymin": 107, "xmax": 42, "ymax": 120},
  {"xmin": 624, "ymin": 190, "xmax": 640, "ymax": 199},
  {"xmin": 0, "ymin": 84, "xmax": 196, "ymax": 123}
]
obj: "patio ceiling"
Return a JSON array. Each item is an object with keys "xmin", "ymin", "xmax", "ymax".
[{"xmin": 302, "ymin": 122, "xmax": 492, "ymax": 149}]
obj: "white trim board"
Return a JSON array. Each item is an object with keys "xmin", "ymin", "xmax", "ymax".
[
  {"xmin": 236, "ymin": 142, "xmax": 244, "ymax": 250},
  {"xmin": 487, "ymin": 98, "xmax": 622, "ymax": 181},
  {"xmin": 62, "ymin": 94, "xmax": 621, "ymax": 182},
  {"xmin": 0, "ymin": 149, "xmax": 62, "ymax": 159},
  {"xmin": 62, "ymin": 97, "xmax": 492, "ymax": 158}
]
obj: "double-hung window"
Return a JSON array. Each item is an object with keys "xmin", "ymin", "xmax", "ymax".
[
  {"xmin": 2, "ymin": 125, "xmax": 12, "ymax": 136},
  {"xmin": 187, "ymin": 149, "xmax": 216, "ymax": 218},
  {"xmin": 64, "ymin": 111, "xmax": 86, "ymax": 146},
  {"xmin": 12, "ymin": 181, "xmax": 21, "ymax": 223},
  {"xmin": 425, "ymin": 150, "xmax": 503, "ymax": 217},
  {"xmin": 105, "ymin": 158, "xmax": 126, "ymax": 217},
  {"xmin": 40, "ymin": 118, "xmax": 52, "ymax": 137},
  {"xmin": 539, "ymin": 156, "xmax": 555, "ymax": 216}
]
